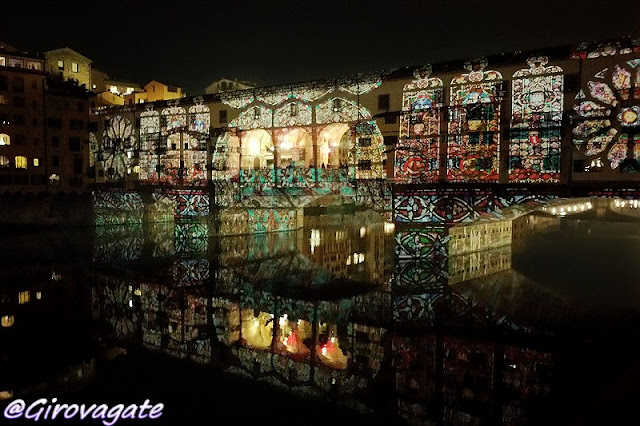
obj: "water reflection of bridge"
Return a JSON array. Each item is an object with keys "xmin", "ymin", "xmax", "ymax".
[{"xmin": 87, "ymin": 208, "xmax": 579, "ymax": 424}]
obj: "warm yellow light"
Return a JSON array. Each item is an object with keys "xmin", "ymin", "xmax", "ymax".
[
  {"xmin": 1, "ymin": 316, "xmax": 14, "ymax": 327},
  {"xmin": 384, "ymin": 222, "xmax": 395, "ymax": 234},
  {"xmin": 36, "ymin": 292, "xmax": 41, "ymax": 300},
  {"xmin": 248, "ymin": 138, "xmax": 260, "ymax": 156},
  {"xmin": 360, "ymin": 227, "xmax": 366, "ymax": 237},
  {"xmin": 18, "ymin": 291, "xmax": 29, "ymax": 304}
]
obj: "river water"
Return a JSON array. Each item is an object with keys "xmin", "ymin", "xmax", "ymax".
[{"xmin": 1, "ymin": 206, "xmax": 640, "ymax": 425}]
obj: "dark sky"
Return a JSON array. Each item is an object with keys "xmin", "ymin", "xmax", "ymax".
[{"xmin": 2, "ymin": 0, "xmax": 639, "ymax": 95}]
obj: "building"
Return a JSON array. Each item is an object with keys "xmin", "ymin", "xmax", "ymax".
[
  {"xmin": 89, "ymin": 34, "xmax": 640, "ymax": 191},
  {"xmin": 205, "ymin": 78, "xmax": 256, "ymax": 94},
  {"xmin": 0, "ymin": 44, "xmax": 47, "ymax": 190},
  {"xmin": 45, "ymin": 76, "xmax": 96, "ymax": 190},
  {"xmin": 144, "ymin": 80, "xmax": 185, "ymax": 102},
  {"xmin": 43, "ymin": 47, "xmax": 92, "ymax": 89}
]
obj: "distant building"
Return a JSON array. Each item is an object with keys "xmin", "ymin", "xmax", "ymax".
[
  {"xmin": 205, "ymin": 78, "xmax": 255, "ymax": 94},
  {"xmin": 0, "ymin": 44, "xmax": 47, "ymax": 190},
  {"xmin": 43, "ymin": 47, "xmax": 92, "ymax": 89},
  {"xmin": 144, "ymin": 80, "xmax": 185, "ymax": 102},
  {"xmin": 44, "ymin": 76, "xmax": 96, "ymax": 190}
]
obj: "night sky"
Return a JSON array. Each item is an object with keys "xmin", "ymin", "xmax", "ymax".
[{"xmin": 2, "ymin": 0, "xmax": 639, "ymax": 95}]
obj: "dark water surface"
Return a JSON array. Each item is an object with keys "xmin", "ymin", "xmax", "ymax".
[{"xmin": 1, "ymin": 209, "xmax": 640, "ymax": 425}]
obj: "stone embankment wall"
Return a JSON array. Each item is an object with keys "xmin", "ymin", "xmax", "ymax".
[{"xmin": 0, "ymin": 191, "xmax": 95, "ymax": 227}]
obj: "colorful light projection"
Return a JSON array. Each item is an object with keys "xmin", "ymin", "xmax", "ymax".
[
  {"xmin": 101, "ymin": 115, "xmax": 136, "ymax": 181},
  {"xmin": 571, "ymin": 37, "xmax": 640, "ymax": 59},
  {"xmin": 395, "ymin": 66, "xmax": 443, "ymax": 183},
  {"xmin": 447, "ymin": 58, "xmax": 503, "ymax": 182},
  {"xmin": 572, "ymin": 60, "xmax": 640, "ymax": 171},
  {"xmin": 273, "ymin": 101, "xmax": 312, "ymax": 128},
  {"xmin": 139, "ymin": 107, "xmax": 161, "ymax": 181},
  {"xmin": 509, "ymin": 56, "xmax": 563, "ymax": 183}
]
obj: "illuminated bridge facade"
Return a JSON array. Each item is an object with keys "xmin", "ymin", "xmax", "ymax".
[{"xmin": 90, "ymin": 35, "xmax": 640, "ymax": 233}]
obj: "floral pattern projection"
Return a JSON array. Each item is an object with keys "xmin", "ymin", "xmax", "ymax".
[
  {"xmin": 101, "ymin": 115, "xmax": 136, "ymax": 181},
  {"xmin": 447, "ymin": 58, "xmax": 503, "ymax": 182},
  {"xmin": 221, "ymin": 73, "xmax": 386, "ymax": 189},
  {"xmin": 572, "ymin": 59, "xmax": 640, "ymax": 172},
  {"xmin": 137, "ymin": 100, "xmax": 210, "ymax": 186},
  {"xmin": 510, "ymin": 57, "xmax": 563, "ymax": 182},
  {"xmin": 395, "ymin": 66, "xmax": 443, "ymax": 183}
]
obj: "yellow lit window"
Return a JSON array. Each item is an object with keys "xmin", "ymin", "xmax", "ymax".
[
  {"xmin": 36, "ymin": 291, "xmax": 42, "ymax": 300},
  {"xmin": 0, "ymin": 57, "xmax": 5, "ymax": 67},
  {"xmin": 0, "ymin": 156, "xmax": 8, "ymax": 167},
  {"xmin": 1, "ymin": 315, "xmax": 14, "ymax": 327},
  {"xmin": 71, "ymin": 62, "xmax": 78, "ymax": 73},
  {"xmin": 15, "ymin": 156, "xmax": 27, "ymax": 169},
  {"xmin": 0, "ymin": 134, "xmax": 10, "ymax": 145},
  {"xmin": 33, "ymin": 158, "xmax": 39, "ymax": 167},
  {"xmin": 18, "ymin": 290, "xmax": 30, "ymax": 304},
  {"xmin": 57, "ymin": 60, "xmax": 64, "ymax": 70}
]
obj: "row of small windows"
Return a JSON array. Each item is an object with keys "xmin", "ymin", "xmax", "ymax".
[
  {"xmin": 0, "ymin": 76, "xmax": 26, "ymax": 92},
  {"xmin": 0, "ymin": 155, "xmax": 39, "ymax": 168},
  {"xmin": 0, "ymin": 56, "xmax": 42, "ymax": 71},
  {"xmin": 46, "ymin": 118, "xmax": 85, "ymax": 130},
  {"xmin": 57, "ymin": 60, "xmax": 79, "ymax": 73}
]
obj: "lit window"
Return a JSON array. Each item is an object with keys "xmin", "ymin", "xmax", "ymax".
[
  {"xmin": 126, "ymin": 87, "xmax": 134, "ymax": 94},
  {"xmin": 18, "ymin": 290, "xmax": 30, "ymax": 304},
  {"xmin": 92, "ymin": 84, "xmax": 96, "ymax": 89},
  {"xmin": 71, "ymin": 62, "xmax": 78, "ymax": 73},
  {"xmin": 15, "ymin": 156, "xmax": 27, "ymax": 169},
  {"xmin": 36, "ymin": 292, "xmax": 42, "ymax": 300},
  {"xmin": 0, "ymin": 95, "xmax": 8, "ymax": 105},
  {"xmin": 0, "ymin": 134, "xmax": 9, "ymax": 145},
  {"xmin": 1, "ymin": 316, "xmax": 14, "ymax": 327},
  {"xmin": 0, "ymin": 57, "xmax": 5, "ymax": 67},
  {"xmin": 109, "ymin": 85, "xmax": 118, "ymax": 94},
  {"xmin": 57, "ymin": 60, "xmax": 64, "ymax": 70},
  {"xmin": 0, "ymin": 156, "xmax": 9, "ymax": 167},
  {"xmin": 33, "ymin": 158, "xmax": 39, "ymax": 167}
]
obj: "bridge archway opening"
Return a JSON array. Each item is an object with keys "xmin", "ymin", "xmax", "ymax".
[{"xmin": 318, "ymin": 123, "xmax": 350, "ymax": 168}]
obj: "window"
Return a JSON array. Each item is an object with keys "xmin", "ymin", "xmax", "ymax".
[
  {"xmin": 8, "ymin": 58, "xmax": 23, "ymax": 68},
  {"xmin": 0, "ymin": 75, "xmax": 7, "ymax": 91},
  {"xmin": 12, "ymin": 77, "xmax": 24, "ymax": 92},
  {"xmin": 15, "ymin": 156, "xmax": 27, "ymax": 169},
  {"xmin": 13, "ymin": 96, "xmax": 24, "ymax": 107},
  {"xmin": 378, "ymin": 94, "xmax": 390, "ymax": 111},
  {"xmin": 13, "ymin": 114, "xmax": 24, "ymax": 125},
  {"xmin": 69, "ymin": 119, "xmax": 84, "ymax": 130},
  {"xmin": 73, "ymin": 158, "xmax": 83, "ymax": 174},
  {"xmin": 0, "ymin": 57, "xmax": 5, "ymax": 67},
  {"xmin": 51, "ymin": 136, "xmax": 59, "ymax": 147},
  {"xmin": 33, "ymin": 158, "xmax": 39, "ymax": 167},
  {"xmin": 52, "ymin": 156, "xmax": 59, "ymax": 167},
  {"xmin": 219, "ymin": 109, "xmax": 227, "ymax": 123},
  {"xmin": 26, "ymin": 61, "xmax": 41, "ymax": 71},
  {"xmin": 358, "ymin": 159, "xmax": 372, "ymax": 170},
  {"xmin": 0, "ymin": 156, "xmax": 8, "ymax": 167},
  {"xmin": 71, "ymin": 62, "xmax": 78, "ymax": 73},
  {"xmin": 167, "ymin": 86, "xmax": 178, "ymax": 93},
  {"xmin": 384, "ymin": 113, "xmax": 396, "ymax": 124},
  {"xmin": 57, "ymin": 60, "xmax": 64, "ymax": 70},
  {"xmin": 69, "ymin": 137, "xmax": 81, "ymax": 151},
  {"xmin": 18, "ymin": 291, "xmax": 30, "ymax": 304},
  {"xmin": 47, "ymin": 117, "xmax": 62, "ymax": 128},
  {"xmin": 0, "ymin": 134, "xmax": 9, "ymax": 145},
  {"xmin": 14, "ymin": 135, "xmax": 25, "ymax": 145},
  {"xmin": 358, "ymin": 137, "xmax": 372, "ymax": 147},
  {"xmin": 0, "ymin": 94, "xmax": 7, "ymax": 105}
]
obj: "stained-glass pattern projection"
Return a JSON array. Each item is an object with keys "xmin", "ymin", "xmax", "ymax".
[
  {"xmin": 352, "ymin": 120, "xmax": 385, "ymax": 179},
  {"xmin": 255, "ymin": 88, "xmax": 291, "ymax": 105},
  {"xmin": 221, "ymin": 92, "xmax": 255, "ymax": 109},
  {"xmin": 102, "ymin": 115, "xmax": 136, "ymax": 181},
  {"xmin": 229, "ymin": 105, "xmax": 273, "ymax": 130},
  {"xmin": 572, "ymin": 60, "xmax": 640, "ymax": 171},
  {"xmin": 273, "ymin": 102, "xmax": 312, "ymax": 127},
  {"xmin": 89, "ymin": 132, "xmax": 97, "ymax": 167},
  {"xmin": 571, "ymin": 38, "xmax": 640, "ymax": 59},
  {"xmin": 448, "ymin": 59, "xmax": 502, "ymax": 182},
  {"xmin": 161, "ymin": 106, "xmax": 187, "ymax": 135},
  {"xmin": 290, "ymin": 84, "xmax": 332, "ymax": 102},
  {"xmin": 337, "ymin": 74, "xmax": 382, "ymax": 95},
  {"xmin": 315, "ymin": 97, "xmax": 371, "ymax": 124},
  {"xmin": 395, "ymin": 66, "xmax": 443, "ymax": 183},
  {"xmin": 139, "ymin": 109, "xmax": 161, "ymax": 182},
  {"xmin": 509, "ymin": 57, "xmax": 563, "ymax": 183},
  {"xmin": 188, "ymin": 102, "xmax": 210, "ymax": 135}
]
